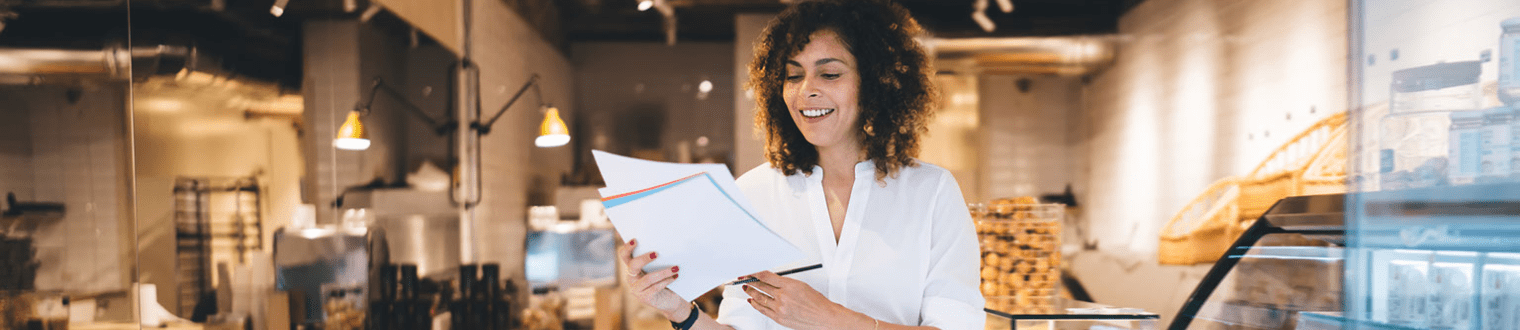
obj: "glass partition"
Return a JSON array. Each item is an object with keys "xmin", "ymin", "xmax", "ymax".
[
  {"xmin": 1347, "ymin": 1, "xmax": 1520, "ymax": 329},
  {"xmin": 0, "ymin": 3, "xmax": 136, "ymax": 328}
]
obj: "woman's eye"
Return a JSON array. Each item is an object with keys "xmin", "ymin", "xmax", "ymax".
[
  {"xmin": 821, "ymin": 73, "xmax": 841, "ymax": 80},
  {"xmin": 785, "ymin": 75, "xmax": 803, "ymax": 82}
]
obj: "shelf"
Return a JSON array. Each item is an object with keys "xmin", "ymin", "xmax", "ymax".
[
  {"xmin": 1349, "ymin": 183, "xmax": 1520, "ymax": 252},
  {"xmin": 1297, "ymin": 312, "xmax": 1432, "ymax": 330}
]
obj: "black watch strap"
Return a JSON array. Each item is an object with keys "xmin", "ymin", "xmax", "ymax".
[{"xmin": 670, "ymin": 302, "xmax": 700, "ymax": 330}]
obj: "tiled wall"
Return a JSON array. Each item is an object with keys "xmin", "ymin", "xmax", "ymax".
[
  {"xmin": 976, "ymin": 75, "xmax": 1085, "ymax": 203},
  {"xmin": 0, "ymin": 93, "xmax": 34, "ymax": 203},
  {"xmin": 1, "ymin": 85, "xmax": 131, "ymax": 294},
  {"xmin": 469, "ymin": 0, "xmax": 574, "ymax": 303}
]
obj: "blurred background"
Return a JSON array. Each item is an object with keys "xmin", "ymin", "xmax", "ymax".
[{"xmin": 0, "ymin": 0, "xmax": 1517, "ymax": 329}]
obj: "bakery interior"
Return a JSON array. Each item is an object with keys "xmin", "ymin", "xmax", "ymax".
[{"xmin": 1, "ymin": 0, "xmax": 1518, "ymax": 329}]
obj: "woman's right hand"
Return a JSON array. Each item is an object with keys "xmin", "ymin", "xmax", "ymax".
[{"xmin": 618, "ymin": 239, "xmax": 691, "ymax": 322}]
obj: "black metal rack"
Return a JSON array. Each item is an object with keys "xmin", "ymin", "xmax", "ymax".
[{"xmin": 172, "ymin": 176, "xmax": 265, "ymax": 318}]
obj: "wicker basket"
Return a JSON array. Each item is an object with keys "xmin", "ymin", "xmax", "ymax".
[{"xmin": 1159, "ymin": 178, "xmax": 1242, "ymax": 265}]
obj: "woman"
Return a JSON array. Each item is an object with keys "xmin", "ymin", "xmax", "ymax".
[{"xmin": 618, "ymin": 0, "xmax": 984, "ymax": 329}]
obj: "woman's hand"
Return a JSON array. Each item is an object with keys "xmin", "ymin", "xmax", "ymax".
[
  {"xmin": 618, "ymin": 239, "xmax": 692, "ymax": 322},
  {"xmin": 741, "ymin": 271, "xmax": 866, "ymax": 330}
]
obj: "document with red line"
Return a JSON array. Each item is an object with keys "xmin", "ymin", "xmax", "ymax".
[{"xmin": 592, "ymin": 150, "xmax": 805, "ymax": 301}]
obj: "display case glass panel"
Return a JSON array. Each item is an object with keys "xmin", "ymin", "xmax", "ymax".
[{"xmin": 1348, "ymin": 0, "xmax": 1520, "ymax": 329}]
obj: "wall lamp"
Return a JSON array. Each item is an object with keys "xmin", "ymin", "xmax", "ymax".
[
  {"xmin": 335, "ymin": 75, "xmax": 570, "ymax": 150},
  {"xmin": 335, "ymin": 78, "xmax": 455, "ymax": 151},
  {"xmin": 474, "ymin": 74, "xmax": 570, "ymax": 148}
]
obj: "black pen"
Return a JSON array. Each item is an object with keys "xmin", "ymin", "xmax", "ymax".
[{"xmin": 728, "ymin": 264, "xmax": 824, "ymax": 285}]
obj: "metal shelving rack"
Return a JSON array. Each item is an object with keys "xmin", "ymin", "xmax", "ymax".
[{"xmin": 172, "ymin": 176, "xmax": 265, "ymax": 317}]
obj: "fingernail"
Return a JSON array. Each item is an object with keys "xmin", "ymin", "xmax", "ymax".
[
  {"xmin": 673, "ymin": 274, "xmax": 679, "ymax": 279},
  {"xmin": 747, "ymin": 298, "xmax": 753, "ymax": 304},
  {"xmin": 671, "ymin": 266, "xmax": 679, "ymax": 273},
  {"xmin": 650, "ymin": 252, "xmax": 658, "ymax": 259},
  {"xmin": 742, "ymin": 285, "xmax": 750, "ymax": 290},
  {"xmin": 738, "ymin": 276, "xmax": 746, "ymax": 280},
  {"xmin": 629, "ymin": 239, "xmax": 637, "ymax": 246}
]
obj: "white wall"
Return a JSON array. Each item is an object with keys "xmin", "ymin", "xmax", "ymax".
[
  {"xmin": 976, "ymin": 75, "xmax": 1084, "ymax": 203},
  {"xmin": 132, "ymin": 76, "xmax": 305, "ymax": 315},
  {"xmin": 1072, "ymin": 0, "xmax": 1348, "ymax": 322}
]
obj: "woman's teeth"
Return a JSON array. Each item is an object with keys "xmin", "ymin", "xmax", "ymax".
[{"xmin": 802, "ymin": 109, "xmax": 835, "ymax": 118}]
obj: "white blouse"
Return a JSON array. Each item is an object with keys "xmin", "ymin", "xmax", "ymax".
[{"xmin": 715, "ymin": 160, "xmax": 986, "ymax": 330}]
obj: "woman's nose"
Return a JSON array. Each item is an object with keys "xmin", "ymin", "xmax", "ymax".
[{"xmin": 800, "ymin": 78, "xmax": 819, "ymax": 98}]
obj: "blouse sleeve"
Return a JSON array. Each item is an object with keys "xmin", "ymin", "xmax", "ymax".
[
  {"xmin": 918, "ymin": 171, "xmax": 987, "ymax": 330},
  {"xmin": 716, "ymin": 282, "xmax": 775, "ymax": 330}
]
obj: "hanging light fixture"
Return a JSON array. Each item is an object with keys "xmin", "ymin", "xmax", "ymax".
[
  {"xmin": 333, "ymin": 79, "xmax": 454, "ymax": 151},
  {"xmin": 476, "ymin": 74, "xmax": 571, "ymax": 147},
  {"xmin": 334, "ymin": 110, "xmax": 371, "ymax": 150},
  {"xmin": 535, "ymin": 106, "xmax": 570, "ymax": 147}
]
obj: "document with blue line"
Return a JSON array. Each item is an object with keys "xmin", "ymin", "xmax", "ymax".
[{"xmin": 593, "ymin": 150, "xmax": 806, "ymax": 301}]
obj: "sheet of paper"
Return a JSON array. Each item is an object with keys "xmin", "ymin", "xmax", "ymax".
[
  {"xmin": 591, "ymin": 150, "xmax": 760, "ymax": 215},
  {"xmin": 593, "ymin": 150, "xmax": 804, "ymax": 301}
]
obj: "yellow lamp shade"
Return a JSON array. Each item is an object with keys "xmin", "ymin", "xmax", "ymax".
[
  {"xmin": 335, "ymin": 110, "xmax": 371, "ymax": 150},
  {"xmin": 535, "ymin": 107, "xmax": 570, "ymax": 148}
]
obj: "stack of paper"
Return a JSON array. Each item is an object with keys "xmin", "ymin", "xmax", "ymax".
[{"xmin": 593, "ymin": 150, "xmax": 804, "ymax": 301}]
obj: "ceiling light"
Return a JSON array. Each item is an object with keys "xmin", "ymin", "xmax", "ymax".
[
  {"xmin": 698, "ymin": 80, "xmax": 713, "ymax": 93},
  {"xmin": 972, "ymin": 0, "xmax": 995, "ymax": 32},
  {"xmin": 270, "ymin": 0, "xmax": 290, "ymax": 17},
  {"xmin": 637, "ymin": 0, "xmax": 654, "ymax": 11}
]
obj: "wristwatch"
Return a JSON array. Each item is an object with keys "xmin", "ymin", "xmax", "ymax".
[{"xmin": 670, "ymin": 302, "xmax": 700, "ymax": 330}]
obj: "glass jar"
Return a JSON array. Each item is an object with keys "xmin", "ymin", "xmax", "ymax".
[
  {"xmin": 1500, "ymin": 17, "xmax": 1520, "ymax": 107},
  {"xmin": 1391, "ymin": 61, "xmax": 1483, "ymax": 113}
]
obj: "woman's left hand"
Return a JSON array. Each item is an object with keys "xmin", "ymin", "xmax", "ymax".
[{"xmin": 741, "ymin": 271, "xmax": 860, "ymax": 330}]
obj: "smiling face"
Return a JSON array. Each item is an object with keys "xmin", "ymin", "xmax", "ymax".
[{"xmin": 783, "ymin": 30, "xmax": 862, "ymax": 152}]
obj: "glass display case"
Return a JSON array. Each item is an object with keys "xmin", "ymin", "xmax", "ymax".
[
  {"xmin": 1167, "ymin": 194, "xmax": 1347, "ymax": 330},
  {"xmin": 984, "ymin": 298, "xmax": 1159, "ymax": 330},
  {"xmin": 1341, "ymin": 0, "xmax": 1520, "ymax": 329}
]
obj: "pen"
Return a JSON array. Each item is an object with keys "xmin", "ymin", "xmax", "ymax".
[{"xmin": 728, "ymin": 264, "xmax": 824, "ymax": 285}]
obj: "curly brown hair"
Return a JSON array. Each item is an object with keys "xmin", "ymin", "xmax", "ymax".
[{"xmin": 748, "ymin": 0, "xmax": 937, "ymax": 181}]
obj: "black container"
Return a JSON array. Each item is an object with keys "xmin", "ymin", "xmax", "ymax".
[
  {"xmin": 398, "ymin": 264, "xmax": 418, "ymax": 300},
  {"xmin": 368, "ymin": 301, "xmax": 390, "ymax": 330},
  {"xmin": 378, "ymin": 264, "xmax": 397, "ymax": 301},
  {"xmin": 459, "ymin": 264, "xmax": 478, "ymax": 301},
  {"xmin": 481, "ymin": 263, "xmax": 500, "ymax": 299}
]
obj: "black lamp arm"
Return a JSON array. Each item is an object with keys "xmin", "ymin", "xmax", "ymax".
[
  {"xmin": 475, "ymin": 74, "xmax": 541, "ymax": 135},
  {"xmin": 357, "ymin": 78, "xmax": 456, "ymax": 135}
]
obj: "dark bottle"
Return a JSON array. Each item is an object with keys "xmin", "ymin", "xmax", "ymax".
[
  {"xmin": 399, "ymin": 265, "xmax": 418, "ymax": 300},
  {"xmin": 481, "ymin": 263, "xmax": 502, "ymax": 330}
]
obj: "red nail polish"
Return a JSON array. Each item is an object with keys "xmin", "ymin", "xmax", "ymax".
[
  {"xmin": 650, "ymin": 252, "xmax": 658, "ymax": 259},
  {"xmin": 738, "ymin": 276, "xmax": 745, "ymax": 280},
  {"xmin": 747, "ymin": 298, "xmax": 753, "ymax": 303},
  {"xmin": 671, "ymin": 266, "xmax": 680, "ymax": 273},
  {"xmin": 673, "ymin": 274, "xmax": 679, "ymax": 279},
  {"xmin": 742, "ymin": 285, "xmax": 750, "ymax": 290}
]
